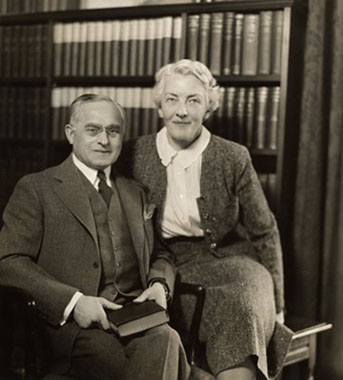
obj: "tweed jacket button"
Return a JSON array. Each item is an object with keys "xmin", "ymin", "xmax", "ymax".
[
  {"xmin": 203, "ymin": 213, "xmax": 209, "ymax": 219},
  {"xmin": 205, "ymin": 228, "xmax": 212, "ymax": 235},
  {"xmin": 210, "ymin": 242, "xmax": 217, "ymax": 249},
  {"xmin": 93, "ymin": 262, "xmax": 99, "ymax": 269}
]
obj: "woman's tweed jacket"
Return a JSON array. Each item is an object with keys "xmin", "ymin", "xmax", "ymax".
[{"xmin": 120, "ymin": 133, "xmax": 284, "ymax": 313}]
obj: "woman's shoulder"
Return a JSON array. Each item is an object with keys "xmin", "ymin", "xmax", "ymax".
[{"xmin": 208, "ymin": 134, "xmax": 250, "ymax": 161}]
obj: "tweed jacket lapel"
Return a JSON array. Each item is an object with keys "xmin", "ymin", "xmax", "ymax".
[{"xmin": 53, "ymin": 155, "xmax": 98, "ymax": 250}]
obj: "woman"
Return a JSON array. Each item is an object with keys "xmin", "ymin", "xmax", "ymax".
[{"xmin": 120, "ymin": 60, "xmax": 293, "ymax": 380}]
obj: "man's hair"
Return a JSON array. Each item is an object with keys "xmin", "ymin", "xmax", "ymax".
[
  {"xmin": 152, "ymin": 59, "xmax": 221, "ymax": 115},
  {"xmin": 68, "ymin": 93, "xmax": 126, "ymax": 127}
]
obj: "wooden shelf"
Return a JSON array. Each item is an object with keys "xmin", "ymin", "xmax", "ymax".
[
  {"xmin": 0, "ymin": 78, "xmax": 47, "ymax": 86},
  {"xmin": 0, "ymin": 1, "xmax": 294, "ymax": 25}
]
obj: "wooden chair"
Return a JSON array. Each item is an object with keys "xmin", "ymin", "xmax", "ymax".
[{"xmin": 174, "ymin": 282, "xmax": 333, "ymax": 380}]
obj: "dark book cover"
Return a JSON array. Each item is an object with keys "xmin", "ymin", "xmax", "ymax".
[{"xmin": 107, "ymin": 300, "xmax": 169, "ymax": 337}]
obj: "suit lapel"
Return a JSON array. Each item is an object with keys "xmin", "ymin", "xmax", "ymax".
[
  {"xmin": 53, "ymin": 156, "xmax": 99, "ymax": 250},
  {"xmin": 114, "ymin": 175, "xmax": 146, "ymax": 264}
]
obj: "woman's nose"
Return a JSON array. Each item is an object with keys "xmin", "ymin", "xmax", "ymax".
[{"xmin": 176, "ymin": 104, "xmax": 188, "ymax": 118}]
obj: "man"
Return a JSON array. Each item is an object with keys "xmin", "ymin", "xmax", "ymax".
[{"xmin": 0, "ymin": 94, "xmax": 190, "ymax": 379}]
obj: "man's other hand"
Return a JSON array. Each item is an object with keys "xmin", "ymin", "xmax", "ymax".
[
  {"xmin": 73, "ymin": 295, "xmax": 122, "ymax": 330},
  {"xmin": 133, "ymin": 283, "xmax": 167, "ymax": 309}
]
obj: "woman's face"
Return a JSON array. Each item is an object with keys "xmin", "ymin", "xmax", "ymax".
[{"xmin": 158, "ymin": 74, "xmax": 208, "ymax": 150}]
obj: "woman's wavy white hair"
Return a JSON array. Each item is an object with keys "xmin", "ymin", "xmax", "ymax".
[{"xmin": 152, "ymin": 59, "xmax": 221, "ymax": 116}]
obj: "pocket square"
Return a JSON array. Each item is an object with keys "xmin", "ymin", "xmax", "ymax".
[{"xmin": 143, "ymin": 203, "xmax": 156, "ymax": 221}]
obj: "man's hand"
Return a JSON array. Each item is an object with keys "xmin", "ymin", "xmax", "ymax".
[
  {"xmin": 73, "ymin": 295, "xmax": 122, "ymax": 330},
  {"xmin": 133, "ymin": 282, "xmax": 167, "ymax": 309}
]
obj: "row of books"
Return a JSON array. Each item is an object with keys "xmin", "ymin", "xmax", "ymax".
[
  {"xmin": 0, "ymin": 87, "xmax": 47, "ymax": 140},
  {"xmin": 257, "ymin": 173, "xmax": 277, "ymax": 212},
  {"xmin": 53, "ymin": 17, "xmax": 182, "ymax": 77},
  {"xmin": 207, "ymin": 86, "xmax": 280, "ymax": 150},
  {"xmin": 186, "ymin": 11, "xmax": 284, "ymax": 75},
  {"xmin": 0, "ymin": 24, "xmax": 48, "ymax": 78},
  {"xmin": 0, "ymin": 0, "xmax": 80, "ymax": 14},
  {"xmin": 51, "ymin": 86, "xmax": 160, "ymax": 142}
]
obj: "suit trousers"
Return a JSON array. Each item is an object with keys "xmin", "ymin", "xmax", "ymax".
[{"xmin": 65, "ymin": 324, "xmax": 190, "ymax": 380}]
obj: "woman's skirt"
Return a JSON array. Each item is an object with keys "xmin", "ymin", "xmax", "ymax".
[{"xmin": 168, "ymin": 238, "xmax": 293, "ymax": 379}]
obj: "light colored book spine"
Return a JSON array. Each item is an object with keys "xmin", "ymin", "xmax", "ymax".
[
  {"xmin": 172, "ymin": 16, "xmax": 183, "ymax": 62},
  {"xmin": 103, "ymin": 21, "xmax": 113, "ymax": 76},
  {"xmin": 70, "ymin": 22, "xmax": 81, "ymax": 77},
  {"xmin": 53, "ymin": 23, "xmax": 63, "ymax": 76},
  {"xmin": 271, "ymin": 10, "xmax": 283, "ymax": 75},
  {"xmin": 232, "ymin": 13, "xmax": 244, "ymax": 75},
  {"xmin": 266, "ymin": 87, "xmax": 280, "ymax": 149},
  {"xmin": 254, "ymin": 87, "xmax": 268, "ymax": 149},
  {"xmin": 86, "ymin": 22, "xmax": 97, "ymax": 76},
  {"xmin": 120, "ymin": 20, "xmax": 130, "ymax": 76},
  {"xmin": 146, "ymin": 18, "xmax": 156, "ymax": 75},
  {"xmin": 137, "ymin": 19, "xmax": 147, "ymax": 76},
  {"xmin": 241, "ymin": 14, "xmax": 259, "ymax": 75},
  {"xmin": 198, "ymin": 13, "xmax": 210, "ymax": 66},
  {"xmin": 162, "ymin": 16, "xmax": 173, "ymax": 67},
  {"xmin": 209, "ymin": 12, "xmax": 224, "ymax": 75},
  {"xmin": 94, "ymin": 21, "xmax": 105, "ymax": 76},
  {"xmin": 222, "ymin": 12, "xmax": 234, "ymax": 75},
  {"xmin": 154, "ymin": 17, "xmax": 164, "ymax": 72},
  {"xmin": 258, "ymin": 11, "xmax": 272, "ymax": 75},
  {"xmin": 129, "ymin": 19, "xmax": 139, "ymax": 76},
  {"xmin": 111, "ymin": 20, "xmax": 121, "ymax": 76},
  {"xmin": 186, "ymin": 14, "xmax": 199, "ymax": 61},
  {"xmin": 78, "ymin": 22, "xmax": 87, "ymax": 76}
]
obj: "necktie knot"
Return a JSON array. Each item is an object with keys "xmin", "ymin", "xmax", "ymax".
[{"xmin": 97, "ymin": 170, "xmax": 112, "ymax": 207}]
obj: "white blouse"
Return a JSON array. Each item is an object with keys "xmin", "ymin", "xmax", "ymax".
[{"xmin": 156, "ymin": 126, "xmax": 211, "ymax": 238}]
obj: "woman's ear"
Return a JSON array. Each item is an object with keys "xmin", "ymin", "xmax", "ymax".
[
  {"xmin": 203, "ymin": 110, "xmax": 211, "ymax": 121},
  {"xmin": 158, "ymin": 107, "xmax": 164, "ymax": 118}
]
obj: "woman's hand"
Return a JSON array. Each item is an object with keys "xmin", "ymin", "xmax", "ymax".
[{"xmin": 133, "ymin": 282, "xmax": 167, "ymax": 309}]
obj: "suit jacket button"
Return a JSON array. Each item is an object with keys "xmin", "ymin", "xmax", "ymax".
[{"xmin": 93, "ymin": 262, "xmax": 99, "ymax": 269}]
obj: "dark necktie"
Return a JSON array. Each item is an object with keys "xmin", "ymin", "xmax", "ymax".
[{"xmin": 97, "ymin": 170, "xmax": 112, "ymax": 207}]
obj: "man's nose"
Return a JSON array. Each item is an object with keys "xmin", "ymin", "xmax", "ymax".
[{"xmin": 97, "ymin": 129, "xmax": 110, "ymax": 144}]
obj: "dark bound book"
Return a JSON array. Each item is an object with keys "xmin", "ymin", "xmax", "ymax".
[{"xmin": 107, "ymin": 301, "xmax": 169, "ymax": 338}]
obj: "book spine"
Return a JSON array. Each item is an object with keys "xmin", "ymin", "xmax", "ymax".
[
  {"xmin": 86, "ymin": 22, "xmax": 96, "ymax": 76},
  {"xmin": 186, "ymin": 14, "xmax": 199, "ymax": 61},
  {"xmin": 222, "ymin": 12, "xmax": 234, "ymax": 75},
  {"xmin": 241, "ymin": 14, "xmax": 259, "ymax": 75},
  {"xmin": 234, "ymin": 87, "xmax": 245, "ymax": 143},
  {"xmin": 225, "ymin": 87, "xmax": 236, "ymax": 140},
  {"xmin": 266, "ymin": 86, "xmax": 280, "ymax": 149},
  {"xmin": 70, "ymin": 22, "xmax": 81, "ymax": 77},
  {"xmin": 11, "ymin": 26, "xmax": 20, "ymax": 78},
  {"xmin": 232, "ymin": 14, "xmax": 244, "ymax": 75},
  {"xmin": 271, "ymin": 10, "xmax": 283, "ymax": 75},
  {"xmin": 131, "ymin": 87, "xmax": 142, "ymax": 138},
  {"xmin": 78, "ymin": 22, "xmax": 87, "ymax": 76},
  {"xmin": 172, "ymin": 16, "xmax": 183, "ymax": 62},
  {"xmin": 244, "ymin": 87, "xmax": 255, "ymax": 148},
  {"xmin": 3, "ymin": 26, "xmax": 12, "ymax": 77},
  {"xmin": 41, "ymin": 24, "xmax": 48, "ymax": 76},
  {"xmin": 258, "ymin": 11, "xmax": 272, "ymax": 75},
  {"xmin": 0, "ymin": 26, "xmax": 3, "ymax": 77},
  {"xmin": 35, "ymin": 24, "xmax": 43, "ymax": 77},
  {"xmin": 103, "ymin": 21, "xmax": 112, "ymax": 76},
  {"xmin": 146, "ymin": 18, "xmax": 156, "ymax": 76},
  {"xmin": 62, "ymin": 23, "xmax": 73, "ymax": 77},
  {"xmin": 267, "ymin": 173, "xmax": 277, "ymax": 211},
  {"xmin": 137, "ymin": 19, "xmax": 147, "ymax": 76},
  {"xmin": 161, "ymin": 16, "xmax": 173, "ymax": 67},
  {"xmin": 209, "ymin": 12, "xmax": 224, "ymax": 75},
  {"xmin": 254, "ymin": 87, "xmax": 268, "ymax": 149},
  {"xmin": 120, "ymin": 20, "xmax": 130, "ymax": 76},
  {"xmin": 51, "ymin": 88, "xmax": 62, "ymax": 141},
  {"xmin": 129, "ymin": 19, "xmax": 139, "ymax": 76},
  {"xmin": 198, "ymin": 13, "xmax": 210, "ymax": 66},
  {"xmin": 53, "ymin": 23, "xmax": 63, "ymax": 77},
  {"xmin": 94, "ymin": 21, "xmax": 104, "ymax": 76},
  {"xmin": 111, "ymin": 20, "xmax": 121, "ymax": 76},
  {"xmin": 154, "ymin": 17, "xmax": 164, "ymax": 72}
]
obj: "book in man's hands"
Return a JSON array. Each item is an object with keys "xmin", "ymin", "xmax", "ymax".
[{"xmin": 107, "ymin": 300, "xmax": 169, "ymax": 337}]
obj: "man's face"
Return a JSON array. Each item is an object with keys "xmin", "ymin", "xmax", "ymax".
[{"xmin": 65, "ymin": 101, "xmax": 124, "ymax": 170}]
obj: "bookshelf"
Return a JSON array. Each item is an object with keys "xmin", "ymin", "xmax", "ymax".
[{"xmin": 0, "ymin": 0, "xmax": 293, "ymax": 221}]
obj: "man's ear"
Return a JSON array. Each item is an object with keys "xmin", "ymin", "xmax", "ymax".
[{"xmin": 65, "ymin": 124, "xmax": 74, "ymax": 145}]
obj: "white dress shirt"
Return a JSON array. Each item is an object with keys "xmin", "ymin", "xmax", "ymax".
[{"xmin": 156, "ymin": 126, "xmax": 210, "ymax": 239}]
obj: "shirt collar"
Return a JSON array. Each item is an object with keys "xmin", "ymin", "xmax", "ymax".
[
  {"xmin": 156, "ymin": 126, "xmax": 211, "ymax": 168},
  {"xmin": 72, "ymin": 153, "xmax": 112, "ymax": 187}
]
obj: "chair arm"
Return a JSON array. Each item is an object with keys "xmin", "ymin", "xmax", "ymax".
[{"xmin": 174, "ymin": 282, "xmax": 206, "ymax": 364}]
